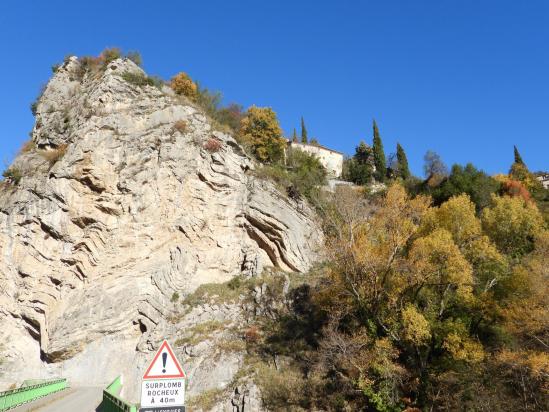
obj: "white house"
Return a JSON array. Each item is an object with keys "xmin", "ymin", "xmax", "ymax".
[
  {"xmin": 287, "ymin": 141, "xmax": 344, "ymax": 178},
  {"xmin": 536, "ymin": 173, "xmax": 549, "ymax": 189}
]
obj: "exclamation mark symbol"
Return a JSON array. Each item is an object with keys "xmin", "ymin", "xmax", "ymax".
[{"xmin": 162, "ymin": 352, "xmax": 167, "ymax": 373}]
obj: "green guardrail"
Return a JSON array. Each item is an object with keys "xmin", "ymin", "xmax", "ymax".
[
  {"xmin": 101, "ymin": 376, "xmax": 137, "ymax": 412},
  {"xmin": 0, "ymin": 378, "xmax": 67, "ymax": 411}
]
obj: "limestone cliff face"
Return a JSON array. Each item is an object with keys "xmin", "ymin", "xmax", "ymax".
[{"xmin": 0, "ymin": 57, "xmax": 322, "ymax": 405}]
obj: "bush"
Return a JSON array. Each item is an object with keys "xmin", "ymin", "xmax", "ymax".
[
  {"xmin": 120, "ymin": 71, "xmax": 159, "ymax": 88},
  {"xmin": 101, "ymin": 47, "xmax": 122, "ymax": 65},
  {"xmin": 30, "ymin": 84, "xmax": 46, "ymax": 116},
  {"xmin": 194, "ymin": 84, "xmax": 244, "ymax": 134},
  {"xmin": 285, "ymin": 148, "xmax": 327, "ymax": 200},
  {"xmin": 126, "ymin": 51, "xmax": 142, "ymax": 66},
  {"xmin": 2, "ymin": 168, "xmax": 22, "ymax": 185},
  {"xmin": 170, "ymin": 72, "xmax": 197, "ymax": 99},
  {"xmin": 203, "ymin": 137, "xmax": 222, "ymax": 152},
  {"xmin": 76, "ymin": 48, "xmax": 144, "ymax": 80},
  {"xmin": 254, "ymin": 149, "xmax": 327, "ymax": 204}
]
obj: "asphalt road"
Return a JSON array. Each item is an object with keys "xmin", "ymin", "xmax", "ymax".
[{"xmin": 10, "ymin": 386, "xmax": 103, "ymax": 412}]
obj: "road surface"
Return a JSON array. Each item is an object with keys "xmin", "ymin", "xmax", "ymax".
[{"xmin": 10, "ymin": 386, "xmax": 103, "ymax": 412}]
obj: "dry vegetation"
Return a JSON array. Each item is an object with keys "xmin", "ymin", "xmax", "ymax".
[
  {"xmin": 203, "ymin": 137, "xmax": 222, "ymax": 153},
  {"xmin": 39, "ymin": 144, "xmax": 68, "ymax": 167}
]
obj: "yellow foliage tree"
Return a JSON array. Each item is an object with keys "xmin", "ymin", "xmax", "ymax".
[
  {"xmin": 421, "ymin": 194, "xmax": 481, "ymax": 247},
  {"xmin": 409, "ymin": 228, "xmax": 474, "ymax": 309},
  {"xmin": 402, "ymin": 305, "xmax": 431, "ymax": 346},
  {"xmin": 239, "ymin": 106, "xmax": 286, "ymax": 163},
  {"xmin": 482, "ymin": 194, "xmax": 544, "ymax": 257}
]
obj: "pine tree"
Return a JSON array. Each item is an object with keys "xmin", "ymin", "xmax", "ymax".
[
  {"xmin": 396, "ymin": 143, "xmax": 411, "ymax": 179},
  {"xmin": 292, "ymin": 128, "xmax": 298, "ymax": 143},
  {"xmin": 513, "ymin": 145, "xmax": 525, "ymax": 165},
  {"xmin": 372, "ymin": 120, "xmax": 386, "ymax": 181},
  {"xmin": 301, "ymin": 117, "xmax": 308, "ymax": 143}
]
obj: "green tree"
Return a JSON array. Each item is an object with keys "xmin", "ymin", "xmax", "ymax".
[
  {"xmin": 301, "ymin": 116, "xmax": 308, "ymax": 143},
  {"xmin": 240, "ymin": 106, "xmax": 286, "ymax": 163},
  {"xmin": 432, "ymin": 163, "xmax": 500, "ymax": 210},
  {"xmin": 292, "ymin": 128, "xmax": 298, "ymax": 143},
  {"xmin": 513, "ymin": 145, "xmax": 525, "ymax": 165},
  {"xmin": 372, "ymin": 120, "xmax": 386, "ymax": 181},
  {"xmin": 396, "ymin": 143, "xmax": 411, "ymax": 180},
  {"xmin": 285, "ymin": 148, "xmax": 327, "ymax": 200},
  {"xmin": 348, "ymin": 141, "xmax": 373, "ymax": 185}
]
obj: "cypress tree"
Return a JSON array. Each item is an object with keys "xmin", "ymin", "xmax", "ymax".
[
  {"xmin": 301, "ymin": 117, "xmax": 308, "ymax": 143},
  {"xmin": 396, "ymin": 143, "xmax": 410, "ymax": 179},
  {"xmin": 372, "ymin": 120, "xmax": 386, "ymax": 181},
  {"xmin": 292, "ymin": 128, "xmax": 298, "ymax": 143},
  {"xmin": 513, "ymin": 145, "xmax": 525, "ymax": 165}
]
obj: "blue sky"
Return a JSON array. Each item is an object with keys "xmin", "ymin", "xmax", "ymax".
[{"xmin": 0, "ymin": 0, "xmax": 547, "ymax": 175}]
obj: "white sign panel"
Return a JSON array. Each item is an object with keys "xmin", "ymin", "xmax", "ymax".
[
  {"xmin": 140, "ymin": 379, "xmax": 185, "ymax": 408},
  {"xmin": 141, "ymin": 340, "xmax": 187, "ymax": 408}
]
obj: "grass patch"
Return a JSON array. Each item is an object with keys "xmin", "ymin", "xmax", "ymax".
[
  {"xmin": 181, "ymin": 276, "xmax": 254, "ymax": 308},
  {"xmin": 175, "ymin": 320, "xmax": 226, "ymax": 347},
  {"xmin": 120, "ymin": 71, "xmax": 163, "ymax": 89},
  {"xmin": 216, "ymin": 338, "xmax": 247, "ymax": 354},
  {"xmin": 186, "ymin": 387, "xmax": 225, "ymax": 411}
]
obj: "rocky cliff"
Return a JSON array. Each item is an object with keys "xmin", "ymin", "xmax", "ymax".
[{"xmin": 0, "ymin": 57, "xmax": 322, "ymax": 408}]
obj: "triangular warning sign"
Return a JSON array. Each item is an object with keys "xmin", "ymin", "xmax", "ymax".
[{"xmin": 143, "ymin": 340, "xmax": 186, "ymax": 379}]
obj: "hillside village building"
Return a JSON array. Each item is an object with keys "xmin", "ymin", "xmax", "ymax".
[
  {"xmin": 287, "ymin": 141, "xmax": 344, "ymax": 178},
  {"xmin": 536, "ymin": 173, "xmax": 549, "ymax": 189}
]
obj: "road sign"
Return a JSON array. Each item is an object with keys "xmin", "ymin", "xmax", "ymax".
[
  {"xmin": 141, "ymin": 340, "xmax": 186, "ymax": 409},
  {"xmin": 143, "ymin": 340, "xmax": 186, "ymax": 379}
]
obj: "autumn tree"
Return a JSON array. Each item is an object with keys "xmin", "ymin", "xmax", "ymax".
[
  {"xmin": 240, "ymin": 106, "xmax": 286, "ymax": 163},
  {"xmin": 482, "ymin": 194, "xmax": 544, "ymax": 257}
]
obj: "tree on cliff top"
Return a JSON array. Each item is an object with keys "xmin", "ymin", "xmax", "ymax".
[
  {"xmin": 240, "ymin": 106, "xmax": 286, "ymax": 163},
  {"xmin": 396, "ymin": 142, "xmax": 411, "ymax": 180},
  {"xmin": 301, "ymin": 117, "xmax": 308, "ymax": 143},
  {"xmin": 372, "ymin": 120, "xmax": 386, "ymax": 181}
]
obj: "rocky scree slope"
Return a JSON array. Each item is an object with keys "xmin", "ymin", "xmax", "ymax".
[{"xmin": 0, "ymin": 57, "xmax": 322, "ymax": 406}]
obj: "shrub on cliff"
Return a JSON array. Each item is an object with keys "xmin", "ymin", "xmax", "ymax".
[
  {"xmin": 170, "ymin": 72, "xmax": 198, "ymax": 100},
  {"xmin": 2, "ymin": 168, "xmax": 22, "ymax": 185}
]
